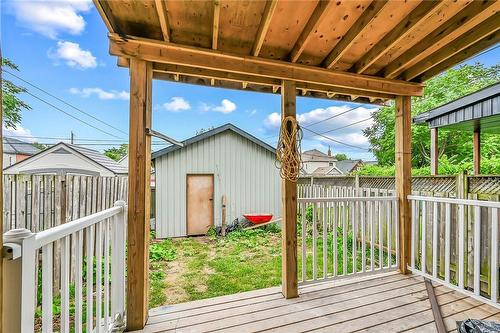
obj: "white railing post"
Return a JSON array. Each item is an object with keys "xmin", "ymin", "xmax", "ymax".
[
  {"xmin": 3, "ymin": 228, "xmax": 36, "ymax": 333},
  {"xmin": 111, "ymin": 200, "xmax": 127, "ymax": 331}
]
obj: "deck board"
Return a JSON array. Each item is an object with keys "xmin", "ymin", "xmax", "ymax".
[{"xmin": 139, "ymin": 272, "xmax": 500, "ymax": 333}]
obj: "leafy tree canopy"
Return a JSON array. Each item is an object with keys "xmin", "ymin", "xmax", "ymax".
[
  {"xmin": 104, "ymin": 144, "xmax": 128, "ymax": 161},
  {"xmin": 334, "ymin": 153, "xmax": 348, "ymax": 161},
  {"xmin": 363, "ymin": 63, "xmax": 500, "ymax": 169},
  {"xmin": 2, "ymin": 58, "xmax": 31, "ymax": 128}
]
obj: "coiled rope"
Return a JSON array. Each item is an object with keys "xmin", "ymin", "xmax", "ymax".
[{"xmin": 276, "ymin": 116, "xmax": 303, "ymax": 182}]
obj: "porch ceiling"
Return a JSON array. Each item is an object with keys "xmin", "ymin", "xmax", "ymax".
[{"xmin": 93, "ymin": 0, "xmax": 499, "ymax": 104}]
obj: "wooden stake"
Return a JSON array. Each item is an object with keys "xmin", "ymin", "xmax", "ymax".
[
  {"xmin": 281, "ymin": 80, "xmax": 298, "ymax": 298},
  {"xmin": 395, "ymin": 96, "xmax": 412, "ymax": 274},
  {"xmin": 430, "ymin": 128, "xmax": 438, "ymax": 176},
  {"xmin": 473, "ymin": 129, "xmax": 480, "ymax": 175},
  {"xmin": 221, "ymin": 195, "xmax": 227, "ymax": 237},
  {"xmin": 127, "ymin": 58, "xmax": 152, "ymax": 330}
]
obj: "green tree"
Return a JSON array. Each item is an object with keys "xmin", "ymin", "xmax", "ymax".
[
  {"xmin": 2, "ymin": 58, "xmax": 31, "ymax": 128},
  {"xmin": 334, "ymin": 153, "xmax": 348, "ymax": 161},
  {"xmin": 364, "ymin": 63, "xmax": 500, "ymax": 168},
  {"xmin": 104, "ymin": 144, "xmax": 128, "ymax": 161}
]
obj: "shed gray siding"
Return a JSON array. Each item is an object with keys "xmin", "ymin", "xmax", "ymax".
[{"xmin": 154, "ymin": 130, "xmax": 281, "ymax": 238}]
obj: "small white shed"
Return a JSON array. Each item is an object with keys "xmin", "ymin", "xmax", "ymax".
[{"xmin": 153, "ymin": 124, "xmax": 281, "ymax": 238}]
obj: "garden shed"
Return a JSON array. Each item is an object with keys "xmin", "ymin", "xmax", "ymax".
[{"xmin": 152, "ymin": 123, "xmax": 281, "ymax": 238}]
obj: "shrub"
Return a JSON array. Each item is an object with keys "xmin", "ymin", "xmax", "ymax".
[{"xmin": 150, "ymin": 240, "xmax": 176, "ymax": 262}]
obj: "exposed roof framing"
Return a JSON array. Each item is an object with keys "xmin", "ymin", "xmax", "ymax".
[
  {"xmin": 96, "ymin": 0, "xmax": 500, "ymax": 96},
  {"xmin": 252, "ymin": 0, "xmax": 278, "ymax": 56},
  {"xmin": 322, "ymin": 0, "xmax": 389, "ymax": 70}
]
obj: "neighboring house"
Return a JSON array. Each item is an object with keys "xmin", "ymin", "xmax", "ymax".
[
  {"xmin": 301, "ymin": 148, "xmax": 341, "ymax": 176},
  {"xmin": 118, "ymin": 154, "xmax": 128, "ymax": 167},
  {"xmin": 336, "ymin": 159, "xmax": 364, "ymax": 175},
  {"xmin": 152, "ymin": 123, "xmax": 281, "ymax": 238},
  {"xmin": 3, "ymin": 142, "xmax": 128, "ymax": 176},
  {"xmin": 3, "ymin": 137, "xmax": 41, "ymax": 168}
]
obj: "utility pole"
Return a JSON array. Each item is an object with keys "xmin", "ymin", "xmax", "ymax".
[{"xmin": 70, "ymin": 131, "xmax": 74, "ymax": 144}]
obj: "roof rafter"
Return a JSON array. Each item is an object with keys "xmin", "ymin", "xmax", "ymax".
[
  {"xmin": 109, "ymin": 33, "xmax": 423, "ymax": 97},
  {"xmin": 416, "ymin": 31, "xmax": 500, "ymax": 82},
  {"xmin": 289, "ymin": 0, "xmax": 332, "ymax": 63},
  {"xmin": 351, "ymin": 0, "xmax": 445, "ymax": 74},
  {"xmin": 212, "ymin": 0, "xmax": 221, "ymax": 50},
  {"xmin": 251, "ymin": 0, "xmax": 278, "ymax": 56},
  {"xmin": 154, "ymin": 0, "xmax": 170, "ymax": 42},
  {"xmin": 381, "ymin": 0, "xmax": 498, "ymax": 79},
  {"xmin": 402, "ymin": 13, "xmax": 500, "ymax": 81},
  {"xmin": 322, "ymin": 0, "xmax": 388, "ymax": 70}
]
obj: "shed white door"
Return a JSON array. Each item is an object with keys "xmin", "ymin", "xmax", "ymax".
[{"xmin": 186, "ymin": 174, "xmax": 214, "ymax": 235}]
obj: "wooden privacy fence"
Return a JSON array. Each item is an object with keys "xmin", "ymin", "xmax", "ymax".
[{"xmin": 3, "ymin": 174, "xmax": 128, "ymax": 233}]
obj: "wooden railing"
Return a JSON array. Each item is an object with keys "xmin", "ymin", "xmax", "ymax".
[
  {"xmin": 2, "ymin": 201, "xmax": 127, "ymax": 332},
  {"xmin": 297, "ymin": 196, "xmax": 399, "ymax": 285},
  {"xmin": 408, "ymin": 195, "xmax": 500, "ymax": 309}
]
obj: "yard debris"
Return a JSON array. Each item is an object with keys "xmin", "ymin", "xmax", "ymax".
[{"xmin": 457, "ymin": 319, "xmax": 500, "ymax": 333}]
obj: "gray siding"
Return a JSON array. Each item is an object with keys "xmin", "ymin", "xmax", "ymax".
[{"xmin": 155, "ymin": 130, "xmax": 281, "ymax": 238}]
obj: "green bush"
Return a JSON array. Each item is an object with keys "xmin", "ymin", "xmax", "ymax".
[{"xmin": 150, "ymin": 240, "xmax": 177, "ymax": 262}]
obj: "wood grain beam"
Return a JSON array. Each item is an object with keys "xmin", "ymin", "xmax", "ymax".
[
  {"xmin": 212, "ymin": 0, "xmax": 221, "ymax": 50},
  {"xmin": 381, "ymin": 1, "xmax": 498, "ymax": 79},
  {"xmin": 289, "ymin": 0, "xmax": 332, "ymax": 63},
  {"xmin": 92, "ymin": 0, "xmax": 114, "ymax": 32},
  {"xmin": 154, "ymin": 0, "xmax": 170, "ymax": 42},
  {"xmin": 127, "ymin": 58, "xmax": 152, "ymax": 331},
  {"xmin": 252, "ymin": 0, "xmax": 278, "ymax": 56},
  {"xmin": 402, "ymin": 14, "xmax": 500, "ymax": 81},
  {"xmin": 322, "ymin": 0, "xmax": 388, "ymax": 69},
  {"xmin": 416, "ymin": 31, "xmax": 500, "ymax": 82},
  {"xmin": 109, "ymin": 33, "xmax": 423, "ymax": 97},
  {"xmin": 281, "ymin": 80, "xmax": 298, "ymax": 299},
  {"xmin": 351, "ymin": 1, "xmax": 445, "ymax": 74},
  {"xmin": 395, "ymin": 95, "xmax": 412, "ymax": 275}
]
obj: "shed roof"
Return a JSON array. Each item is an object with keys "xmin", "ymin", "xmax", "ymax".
[
  {"xmin": 3, "ymin": 137, "xmax": 41, "ymax": 155},
  {"xmin": 152, "ymin": 123, "xmax": 276, "ymax": 160},
  {"xmin": 336, "ymin": 159, "xmax": 363, "ymax": 174},
  {"xmin": 413, "ymin": 82, "xmax": 500, "ymax": 133},
  {"xmin": 95, "ymin": 1, "xmax": 499, "ymax": 104}
]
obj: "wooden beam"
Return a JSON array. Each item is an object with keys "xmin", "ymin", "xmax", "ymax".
[
  {"xmin": 0, "ymin": 47, "xmax": 3, "ymax": 333},
  {"xmin": 430, "ymin": 128, "xmax": 438, "ymax": 176},
  {"xmin": 322, "ymin": 0, "xmax": 388, "ymax": 69},
  {"xmin": 92, "ymin": 0, "xmax": 114, "ymax": 32},
  {"xmin": 109, "ymin": 33, "xmax": 424, "ymax": 97},
  {"xmin": 402, "ymin": 14, "xmax": 500, "ymax": 81},
  {"xmin": 351, "ymin": 1, "xmax": 444, "ymax": 74},
  {"xmin": 281, "ymin": 80, "xmax": 298, "ymax": 299},
  {"xmin": 382, "ymin": 1, "xmax": 498, "ymax": 79},
  {"xmin": 395, "ymin": 95, "xmax": 412, "ymax": 274},
  {"xmin": 154, "ymin": 0, "xmax": 170, "ymax": 42},
  {"xmin": 289, "ymin": 0, "xmax": 332, "ymax": 63},
  {"xmin": 212, "ymin": 0, "xmax": 221, "ymax": 50},
  {"xmin": 473, "ymin": 128, "xmax": 480, "ymax": 175},
  {"xmin": 252, "ymin": 0, "xmax": 278, "ymax": 56},
  {"xmin": 127, "ymin": 58, "xmax": 152, "ymax": 331},
  {"xmin": 415, "ymin": 30, "xmax": 500, "ymax": 82}
]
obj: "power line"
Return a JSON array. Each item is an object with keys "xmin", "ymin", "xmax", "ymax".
[
  {"xmin": 306, "ymin": 105, "xmax": 364, "ymax": 127},
  {"xmin": 22, "ymin": 90, "xmax": 126, "ymax": 140},
  {"xmin": 4, "ymin": 135, "xmax": 164, "ymax": 144},
  {"xmin": 320, "ymin": 117, "xmax": 372, "ymax": 135},
  {"xmin": 4, "ymin": 70, "xmax": 129, "ymax": 136},
  {"xmin": 301, "ymin": 126, "xmax": 370, "ymax": 151}
]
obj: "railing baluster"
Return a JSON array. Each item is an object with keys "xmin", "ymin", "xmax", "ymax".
[
  {"xmin": 96, "ymin": 221, "xmax": 103, "ymax": 333},
  {"xmin": 343, "ymin": 199, "xmax": 347, "ymax": 275},
  {"xmin": 474, "ymin": 205, "xmax": 481, "ymax": 296},
  {"xmin": 322, "ymin": 201, "xmax": 327, "ymax": 279},
  {"xmin": 445, "ymin": 203, "xmax": 451, "ymax": 283},
  {"xmin": 491, "ymin": 208, "xmax": 498, "ymax": 303},
  {"xmin": 86, "ymin": 225, "xmax": 94, "ymax": 332},
  {"xmin": 104, "ymin": 219, "xmax": 111, "ymax": 329},
  {"xmin": 395, "ymin": 198, "xmax": 399, "ymax": 268},
  {"xmin": 378, "ymin": 200, "xmax": 383, "ymax": 269},
  {"xmin": 111, "ymin": 201, "xmax": 126, "ymax": 327},
  {"xmin": 301, "ymin": 203, "xmax": 306, "ymax": 282},
  {"xmin": 361, "ymin": 200, "xmax": 366, "ymax": 272},
  {"xmin": 432, "ymin": 201, "xmax": 438, "ymax": 278},
  {"xmin": 61, "ymin": 235, "xmax": 70, "ymax": 333},
  {"xmin": 333, "ymin": 200, "xmax": 338, "ymax": 277},
  {"xmin": 42, "ymin": 244, "xmax": 53, "ymax": 333},
  {"xmin": 458, "ymin": 203, "xmax": 465, "ymax": 289},
  {"xmin": 421, "ymin": 201, "xmax": 427, "ymax": 273},
  {"xmin": 411, "ymin": 199, "xmax": 416, "ymax": 269},
  {"xmin": 75, "ymin": 230, "xmax": 83, "ymax": 333},
  {"xmin": 352, "ymin": 199, "xmax": 357, "ymax": 274},
  {"xmin": 370, "ymin": 197, "xmax": 374, "ymax": 271},
  {"xmin": 387, "ymin": 200, "xmax": 392, "ymax": 268},
  {"xmin": 312, "ymin": 202, "xmax": 317, "ymax": 281}
]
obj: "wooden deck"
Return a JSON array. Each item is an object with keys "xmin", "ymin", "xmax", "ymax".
[{"xmin": 137, "ymin": 272, "xmax": 500, "ymax": 333}]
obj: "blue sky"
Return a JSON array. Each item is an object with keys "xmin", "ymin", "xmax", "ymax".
[{"xmin": 2, "ymin": 1, "xmax": 499, "ymax": 160}]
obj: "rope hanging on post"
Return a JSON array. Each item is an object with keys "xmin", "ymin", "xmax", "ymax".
[{"xmin": 276, "ymin": 116, "xmax": 303, "ymax": 182}]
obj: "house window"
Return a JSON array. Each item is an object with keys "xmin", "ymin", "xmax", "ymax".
[{"xmin": 329, "ymin": 162, "xmax": 334, "ymax": 166}]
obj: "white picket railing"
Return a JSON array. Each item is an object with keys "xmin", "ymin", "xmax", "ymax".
[
  {"xmin": 297, "ymin": 196, "xmax": 399, "ymax": 285},
  {"xmin": 408, "ymin": 195, "xmax": 500, "ymax": 309},
  {"xmin": 4, "ymin": 200, "xmax": 127, "ymax": 333}
]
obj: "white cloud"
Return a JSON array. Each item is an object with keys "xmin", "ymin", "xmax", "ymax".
[
  {"xmin": 3, "ymin": 125, "xmax": 35, "ymax": 142},
  {"xmin": 69, "ymin": 87, "xmax": 129, "ymax": 100},
  {"xmin": 50, "ymin": 41, "xmax": 97, "ymax": 69},
  {"xmin": 212, "ymin": 99, "xmax": 236, "ymax": 114},
  {"xmin": 11, "ymin": 0, "xmax": 92, "ymax": 39},
  {"xmin": 162, "ymin": 97, "xmax": 191, "ymax": 112}
]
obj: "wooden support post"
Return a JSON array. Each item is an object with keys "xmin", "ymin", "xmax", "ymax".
[
  {"xmin": 127, "ymin": 58, "xmax": 152, "ymax": 331},
  {"xmin": 281, "ymin": 80, "xmax": 298, "ymax": 298},
  {"xmin": 395, "ymin": 96, "xmax": 412, "ymax": 274},
  {"xmin": 0, "ymin": 48, "xmax": 3, "ymax": 332},
  {"xmin": 430, "ymin": 128, "xmax": 438, "ymax": 176},
  {"xmin": 473, "ymin": 129, "xmax": 480, "ymax": 175}
]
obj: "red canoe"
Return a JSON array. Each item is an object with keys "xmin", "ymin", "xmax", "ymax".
[{"xmin": 243, "ymin": 214, "xmax": 273, "ymax": 224}]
